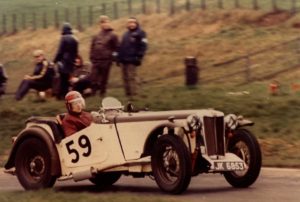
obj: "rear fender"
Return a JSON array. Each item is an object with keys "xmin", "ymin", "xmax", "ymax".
[{"xmin": 4, "ymin": 126, "xmax": 61, "ymax": 176}]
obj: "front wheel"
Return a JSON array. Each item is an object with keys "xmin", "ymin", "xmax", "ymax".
[
  {"xmin": 15, "ymin": 138, "xmax": 57, "ymax": 190},
  {"xmin": 224, "ymin": 129, "xmax": 262, "ymax": 188},
  {"xmin": 151, "ymin": 135, "xmax": 192, "ymax": 194}
]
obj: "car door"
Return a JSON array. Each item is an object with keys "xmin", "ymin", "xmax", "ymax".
[{"xmin": 59, "ymin": 123, "xmax": 124, "ymax": 168}]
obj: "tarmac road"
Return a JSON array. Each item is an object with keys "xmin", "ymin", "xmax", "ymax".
[{"xmin": 1, "ymin": 167, "xmax": 299, "ymax": 202}]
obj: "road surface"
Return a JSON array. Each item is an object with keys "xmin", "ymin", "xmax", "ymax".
[{"xmin": 0, "ymin": 167, "xmax": 299, "ymax": 202}]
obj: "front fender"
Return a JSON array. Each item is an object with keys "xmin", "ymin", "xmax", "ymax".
[
  {"xmin": 142, "ymin": 121, "xmax": 185, "ymax": 157},
  {"xmin": 4, "ymin": 126, "xmax": 61, "ymax": 176}
]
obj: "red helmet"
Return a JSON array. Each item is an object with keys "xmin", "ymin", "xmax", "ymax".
[{"xmin": 65, "ymin": 91, "xmax": 85, "ymax": 113}]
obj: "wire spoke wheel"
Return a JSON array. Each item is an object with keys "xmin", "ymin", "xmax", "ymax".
[
  {"xmin": 224, "ymin": 129, "xmax": 262, "ymax": 188},
  {"xmin": 15, "ymin": 138, "xmax": 56, "ymax": 190},
  {"xmin": 151, "ymin": 135, "xmax": 191, "ymax": 194}
]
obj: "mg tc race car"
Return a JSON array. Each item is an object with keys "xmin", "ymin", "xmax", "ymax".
[{"xmin": 4, "ymin": 97, "xmax": 262, "ymax": 194}]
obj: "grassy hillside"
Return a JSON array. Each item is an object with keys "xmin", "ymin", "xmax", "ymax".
[{"xmin": 1, "ymin": 9, "xmax": 300, "ymax": 167}]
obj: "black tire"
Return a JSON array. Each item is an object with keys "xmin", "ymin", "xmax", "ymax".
[
  {"xmin": 151, "ymin": 135, "xmax": 192, "ymax": 194},
  {"xmin": 89, "ymin": 172, "xmax": 121, "ymax": 188},
  {"xmin": 15, "ymin": 138, "xmax": 57, "ymax": 190},
  {"xmin": 224, "ymin": 128, "xmax": 262, "ymax": 188}
]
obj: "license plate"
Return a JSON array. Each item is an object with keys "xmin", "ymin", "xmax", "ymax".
[{"xmin": 214, "ymin": 162, "xmax": 245, "ymax": 171}]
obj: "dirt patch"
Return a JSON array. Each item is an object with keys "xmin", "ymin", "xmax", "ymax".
[{"xmin": 253, "ymin": 11, "xmax": 293, "ymax": 26}]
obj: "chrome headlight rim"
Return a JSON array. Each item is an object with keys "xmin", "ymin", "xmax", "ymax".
[
  {"xmin": 224, "ymin": 114, "xmax": 238, "ymax": 130},
  {"xmin": 187, "ymin": 114, "xmax": 202, "ymax": 131}
]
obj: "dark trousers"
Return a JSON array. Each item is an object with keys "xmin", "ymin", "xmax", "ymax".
[
  {"xmin": 72, "ymin": 78, "xmax": 92, "ymax": 94},
  {"xmin": 57, "ymin": 72, "xmax": 70, "ymax": 99},
  {"xmin": 15, "ymin": 79, "xmax": 50, "ymax": 101},
  {"xmin": 90, "ymin": 61, "xmax": 112, "ymax": 96},
  {"xmin": 121, "ymin": 63, "xmax": 137, "ymax": 96}
]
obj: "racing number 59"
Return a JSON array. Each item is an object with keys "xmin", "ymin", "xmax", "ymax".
[{"xmin": 65, "ymin": 135, "xmax": 92, "ymax": 163}]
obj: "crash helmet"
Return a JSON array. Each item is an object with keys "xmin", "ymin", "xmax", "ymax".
[{"xmin": 65, "ymin": 91, "xmax": 85, "ymax": 113}]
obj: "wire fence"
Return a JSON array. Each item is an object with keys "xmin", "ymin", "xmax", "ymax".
[
  {"xmin": 1, "ymin": 0, "xmax": 300, "ymax": 35},
  {"xmin": 195, "ymin": 37, "xmax": 300, "ymax": 85}
]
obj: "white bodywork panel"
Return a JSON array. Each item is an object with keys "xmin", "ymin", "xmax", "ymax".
[{"xmin": 58, "ymin": 123, "xmax": 125, "ymax": 175}]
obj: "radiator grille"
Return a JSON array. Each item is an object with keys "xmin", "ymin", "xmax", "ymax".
[{"xmin": 203, "ymin": 116, "xmax": 225, "ymax": 156}]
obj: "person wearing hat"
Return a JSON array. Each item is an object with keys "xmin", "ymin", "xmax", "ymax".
[
  {"xmin": 89, "ymin": 15, "xmax": 119, "ymax": 96},
  {"xmin": 15, "ymin": 50, "xmax": 54, "ymax": 101},
  {"xmin": 118, "ymin": 17, "xmax": 148, "ymax": 97},
  {"xmin": 54, "ymin": 22, "xmax": 79, "ymax": 100},
  {"xmin": 61, "ymin": 91, "xmax": 93, "ymax": 137}
]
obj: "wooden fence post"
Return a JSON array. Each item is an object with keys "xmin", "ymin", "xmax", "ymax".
[
  {"xmin": 64, "ymin": 8, "xmax": 69, "ymax": 22},
  {"xmin": 169, "ymin": 0, "xmax": 175, "ymax": 16},
  {"xmin": 142, "ymin": 0, "xmax": 146, "ymax": 14},
  {"xmin": 54, "ymin": 10, "xmax": 59, "ymax": 29},
  {"xmin": 253, "ymin": 0, "xmax": 259, "ymax": 10},
  {"xmin": 89, "ymin": 6, "xmax": 93, "ymax": 26},
  {"xmin": 156, "ymin": 0, "xmax": 161, "ymax": 13},
  {"xmin": 201, "ymin": 0, "xmax": 206, "ymax": 10},
  {"xmin": 245, "ymin": 56, "xmax": 251, "ymax": 82},
  {"xmin": 235, "ymin": 0, "xmax": 240, "ymax": 8},
  {"xmin": 113, "ymin": 2, "xmax": 119, "ymax": 19},
  {"xmin": 2, "ymin": 15, "xmax": 7, "ymax": 34},
  {"xmin": 186, "ymin": 0, "xmax": 191, "ymax": 11},
  {"xmin": 102, "ymin": 3, "xmax": 107, "ymax": 15},
  {"xmin": 128, "ymin": 0, "xmax": 132, "ymax": 15},
  {"xmin": 43, "ymin": 12, "xmax": 48, "ymax": 29},
  {"xmin": 218, "ymin": 0, "xmax": 223, "ymax": 9},
  {"xmin": 272, "ymin": 0, "xmax": 278, "ymax": 11},
  {"xmin": 22, "ymin": 13, "xmax": 26, "ymax": 30},
  {"xmin": 32, "ymin": 12, "xmax": 36, "ymax": 31},
  {"xmin": 12, "ymin": 14, "xmax": 17, "ymax": 34},
  {"xmin": 76, "ymin": 7, "xmax": 83, "ymax": 31}
]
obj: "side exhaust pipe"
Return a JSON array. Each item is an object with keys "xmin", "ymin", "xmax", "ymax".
[{"xmin": 72, "ymin": 167, "xmax": 96, "ymax": 182}]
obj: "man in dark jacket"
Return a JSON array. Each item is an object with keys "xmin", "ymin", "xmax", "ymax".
[
  {"xmin": 0, "ymin": 64, "xmax": 8, "ymax": 98},
  {"xmin": 118, "ymin": 17, "xmax": 148, "ymax": 96},
  {"xmin": 15, "ymin": 50, "xmax": 54, "ymax": 101},
  {"xmin": 54, "ymin": 22, "xmax": 78, "ymax": 99},
  {"xmin": 89, "ymin": 15, "xmax": 119, "ymax": 96}
]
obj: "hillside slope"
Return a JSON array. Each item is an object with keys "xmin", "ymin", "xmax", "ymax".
[
  {"xmin": 2, "ymin": 10, "xmax": 300, "ymax": 167},
  {"xmin": 1, "ymin": 9, "xmax": 300, "ymax": 92}
]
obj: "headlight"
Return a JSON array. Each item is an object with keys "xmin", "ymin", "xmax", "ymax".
[
  {"xmin": 187, "ymin": 114, "xmax": 201, "ymax": 131},
  {"xmin": 224, "ymin": 114, "xmax": 238, "ymax": 130}
]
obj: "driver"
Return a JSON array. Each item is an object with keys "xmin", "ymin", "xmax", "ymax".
[{"xmin": 62, "ymin": 91, "xmax": 93, "ymax": 137}]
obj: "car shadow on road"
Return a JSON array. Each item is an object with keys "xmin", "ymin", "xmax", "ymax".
[{"xmin": 54, "ymin": 184, "xmax": 245, "ymax": 195}]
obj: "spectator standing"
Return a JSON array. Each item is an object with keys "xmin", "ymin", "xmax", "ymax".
[
  {"xmin": 15, "ymin": 50, "xmax": 54, "ymax": 101},
  {"xmin": 0, "ymin": 64, "xmax": 8, "ymax": 98},
  {"xmin": 118, "ymin": 17, "xmax": 148, "ymax": 97},
  {"xmin": 54, "ymin": 22, "xmax": 78, "ymax": 100},
  {"xmin": 89, "ymin": 15, "xmax": 119, "ymax": 96}
]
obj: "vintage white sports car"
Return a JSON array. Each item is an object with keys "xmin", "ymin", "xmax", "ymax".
[{"xmin": 4, "ymin": 97, "xmax": 261, "ymax": 194}]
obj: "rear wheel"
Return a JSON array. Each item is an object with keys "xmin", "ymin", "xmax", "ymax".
[
  {"xmin": 224, "ymin": 129, "xmax": 261, "ymax": 188},
  {"xmin": 89, "ymin": 172, "xmax": 121, "ymax": 188},
  {"xmin": 151, "ymin": 135, "xmax": 192, "ymax": 194},
  {"xmin": 15, "ymin": 138, "xmax": 56, "ymax": 190}
]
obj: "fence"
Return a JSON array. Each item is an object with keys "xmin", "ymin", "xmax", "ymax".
[
  {"xmin": 1, "ymin": 0, "xmax": 300, "ymax": 35},
  {"xmin": 196, "ymin": 37, "xmax": 300, "ymax": 85}
]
